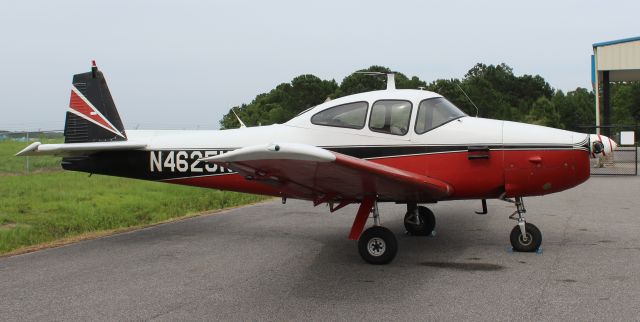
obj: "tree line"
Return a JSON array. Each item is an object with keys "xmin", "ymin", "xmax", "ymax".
[{"xmin": 219, "ymin": 64, "xmax": 640, "ymax": 131}]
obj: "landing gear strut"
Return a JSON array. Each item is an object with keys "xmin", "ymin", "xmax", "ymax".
[
  {"xmin": 403, "ymin": 203, "xmax": 436, "ymax": 236},
  {"xmin": 506, "ymin": 197, "xmax": 542, "ymax": 252},
  {"xmin": 357, "ymin": 201, "xmax": 398, "ymax": 264}
]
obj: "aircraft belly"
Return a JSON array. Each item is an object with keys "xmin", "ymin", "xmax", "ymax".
[
  {"xmin": 62, "ymin": 150, "xmax": 285, "ymax": 196},
  {"xmin": 164, "ymin": 174, "xmax": 284, "ymax": 197}
]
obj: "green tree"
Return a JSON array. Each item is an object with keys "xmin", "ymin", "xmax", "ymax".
[
  {"xmin": 630, "ymin": 83, "xmax": 640, "ymax": 123},
  {"xmin": 219, "ymin": 75, "xmax": 337, "ymax": 129},
  {"xmin": 218, "ymin": 63, "xmax": 636, "ymax": 133},
  {"xmin": 610, "ymin": 82, "xmax": 640, "ymax": 125},
  {"xmin": 524, "ymin": 97, "xmax": 562, "ymax": 128},
  {"xmin": 554, "ymin": 88, "xmax": 595, "ymax": 131},
  {"xmin": 332, "ymin": 66, "xmax": 428, "ymax": 98},
  {"xmin": 461, "ymin": 63, "xmax": 553, "ymax": 121}
]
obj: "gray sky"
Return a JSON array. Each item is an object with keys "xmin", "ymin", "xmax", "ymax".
[{"xmin": 0, "ymin": 0, "xmax": 638, "ymax": 131}]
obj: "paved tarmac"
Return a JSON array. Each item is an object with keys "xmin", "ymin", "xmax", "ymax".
[{"xmin": 1, "ymin": 176, "xmax": 640, "ymax": 321}]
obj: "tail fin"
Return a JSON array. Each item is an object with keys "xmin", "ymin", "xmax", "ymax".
[{"xmin": 64, "ymin": 61, "xmax": 127, "ymax": 143}]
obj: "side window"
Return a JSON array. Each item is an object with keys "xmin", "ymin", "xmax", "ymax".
[
  {"xmin": 415, "ymin": 98, "xmax": 466, "ymax": 134},
  {"xmin": 311, "ymin": 101, "xmax": 368, "ymax": 129},
  {"xmin": 369, "ymin": 100, "xmax": 412, "ymax": 135}
]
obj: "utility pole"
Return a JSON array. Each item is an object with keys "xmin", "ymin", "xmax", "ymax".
[{"xmin": 26, "ymin": 131, "xmax": 30, "ymax": 174}]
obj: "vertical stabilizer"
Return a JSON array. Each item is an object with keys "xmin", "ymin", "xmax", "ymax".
[{"xmin": 64, "ymin": 61, "xmax": 127, "ymax": 143}]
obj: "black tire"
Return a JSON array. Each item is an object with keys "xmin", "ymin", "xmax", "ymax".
[
  {"xmin": 510, "ymin": 223, "xmax": 542, "ymax": 252},
  {"xmin": 358, "ymin": 226, "xmax": 398, "ymax": 265},
  {"xmin": 404, "ymin": 206, "xmax": 436, "ymax": 236}
]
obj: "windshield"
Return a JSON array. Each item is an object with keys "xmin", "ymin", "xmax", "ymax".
[{"xmin": 415, "ymin": 98, "xmax": 466, "ymax": 134}]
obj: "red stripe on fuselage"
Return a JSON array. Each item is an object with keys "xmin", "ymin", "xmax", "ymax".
[{"xmin": 164, "ymin": 149, "xmax": 591, "ymax": 201}]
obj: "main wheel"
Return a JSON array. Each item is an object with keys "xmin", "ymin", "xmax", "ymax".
[
  {"xmin": 404, "ymin": 206, "xmax": 436, "ymax": 236},
  {"xmin": 358, "ymin": 226, "xmax": 398, "ymax": 265},
  {"xmin": 510, "ymin": 223, "xmax": 542, "ymax": 252}
]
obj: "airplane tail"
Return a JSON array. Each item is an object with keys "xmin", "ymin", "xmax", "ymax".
[{"xmin": 64, "ymin": 61, "xmax": 127, "ymax": 143}]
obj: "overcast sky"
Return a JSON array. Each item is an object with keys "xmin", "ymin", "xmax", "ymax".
[{"xmin": 0, "ymin": 0, "xmax": 638, "ymax": 131}]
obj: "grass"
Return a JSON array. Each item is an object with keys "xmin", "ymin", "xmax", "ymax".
[
  {"xmin": 0, "ymin": 139, "xmax": 63, "ymax": 174},
  {"xmin": 0, "ymin": 140, "xmax": 269, "ymax": 255}
]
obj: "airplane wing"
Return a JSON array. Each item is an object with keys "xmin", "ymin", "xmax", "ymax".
[
  {"xmin": 15, "ymin": 141, "xmax": 147, "ymax": 157},
  {"xmin": 199, "ymin": 143, "xmax": 453, "ymax": 203}
]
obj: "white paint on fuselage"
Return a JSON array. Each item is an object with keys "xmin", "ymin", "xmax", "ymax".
[{"xmin": 125, "ymin": 89, "xmax": 590, "ymax": 151}]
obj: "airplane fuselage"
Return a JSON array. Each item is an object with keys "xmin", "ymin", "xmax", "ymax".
[{"xmin": 63, "ymin": 107, "xmax": 592, "ymax": 202}]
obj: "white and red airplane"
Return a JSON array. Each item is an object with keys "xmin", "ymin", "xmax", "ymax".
[{"xmin": 18, "ymin": 62, "xmax": 616, "ymax": 264}]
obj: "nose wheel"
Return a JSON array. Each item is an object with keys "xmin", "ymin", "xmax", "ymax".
[
  {"xmin": 506, "ymin": 197, "xmax": 542, "ymax": 252},
  {"xmin": 510, "ymin": 223, "xmax": 542, "ymax": 252},
  {"xmin": 404, "ymin": 204, "xmax": 436, "ymax": 236}
]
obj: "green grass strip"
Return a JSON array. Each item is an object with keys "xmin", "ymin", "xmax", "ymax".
[
  {"xmin": 0, "ymin": 171, "xmax": 268, "ymax": 254},
  {"xmin": 0, "ymin": 139, "xmax": 62, "ymax": 174}
]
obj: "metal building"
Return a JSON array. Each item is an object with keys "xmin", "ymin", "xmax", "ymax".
[{"xmin": 592, "ymin": 36, "xmax": 640, "ymax": 134}]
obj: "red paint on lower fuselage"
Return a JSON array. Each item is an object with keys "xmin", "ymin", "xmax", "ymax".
[
  {"xmin": 502, "ymin": 149, "xmax": 590, "ymax": 198},
  {"xmin": 166, "ymin": 149, "xmax": 591, "ymax": 201}
]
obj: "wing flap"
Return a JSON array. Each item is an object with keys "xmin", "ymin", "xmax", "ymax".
[
  {"xmin": 201, "ymin": 143, "xmax": 453, "ymax": 202},
  {"xmin": 16, "ymin": 141, "xmax": 147, "ymax": 157}
]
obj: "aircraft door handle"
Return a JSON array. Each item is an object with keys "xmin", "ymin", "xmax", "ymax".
[
  {"xmin": 528, "ymin": 156, "xmax": 542, "ymax": 163},
  {"xmin": 467, "ymin": 146, "xmax": 490, "ymax": 160}
]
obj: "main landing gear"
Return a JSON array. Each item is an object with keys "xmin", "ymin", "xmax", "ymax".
[
  {"xmin": 505, "ymin": 197, "xmax": 542, "ymax": 252},
  {"xmin": 356, "ymin": 201, "xmax": 436, "ymax": 265},
  {"xmin": 403, "ymin": 203, "xmax": 436, "ymax": 236},
  {"xmin": 357, "ymin": 202, "xmax": 398, "ymax": 264}
]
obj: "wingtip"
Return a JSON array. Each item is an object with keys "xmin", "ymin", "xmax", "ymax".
[{"xmin": 15, "ymin": 142, "xmax": 42, "ymax": 156}]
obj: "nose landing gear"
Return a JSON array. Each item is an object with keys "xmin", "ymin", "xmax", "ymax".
[{"xmin": 505, "ymin": 197, "xmax": 542, "ymax": 252}]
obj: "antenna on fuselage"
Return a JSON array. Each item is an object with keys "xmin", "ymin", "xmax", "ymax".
[
  {"xmin": 232, "ymin": 108, "xmax": 247, "ymax": 128},
  {"xmin": 455, "ymin": 83, "xmax": 480, "ymax": 118},
  {"xmin": 355, "ymin": 71, "xmax": 397, "ymax": 90}
]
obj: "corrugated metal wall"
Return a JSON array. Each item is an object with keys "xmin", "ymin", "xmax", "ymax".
[{"xmin": 596, "ymin": 41, "xmax": 640, "ymax": 71}]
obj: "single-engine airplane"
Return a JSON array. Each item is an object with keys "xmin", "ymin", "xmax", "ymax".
[{"xmin": 17, "ymin": 62, "xmax": 616, "ymax": 264}]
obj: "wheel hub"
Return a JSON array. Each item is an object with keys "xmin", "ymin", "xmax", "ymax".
[
  {"xmin": 518, "ymin": 233, "xmax": 533, "ymax": 246},
  {"xmin": 367, "ymin": 237, "xmax": 386, "ymax": 257}
]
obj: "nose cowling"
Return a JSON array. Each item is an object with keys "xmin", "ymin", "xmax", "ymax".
[{"xmin": 589, "ymin": 134, "xmax": 617, "ymax": 157}]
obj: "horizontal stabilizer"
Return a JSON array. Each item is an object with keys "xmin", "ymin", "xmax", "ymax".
[{"xmin": 16, "ymin": 141, "xmax": 146, "ymax": 157}]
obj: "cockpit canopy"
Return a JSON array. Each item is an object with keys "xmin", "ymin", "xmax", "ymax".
[{"xmin": 302, "ymin": 93, "xmax": 466, "ymax": 136}]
